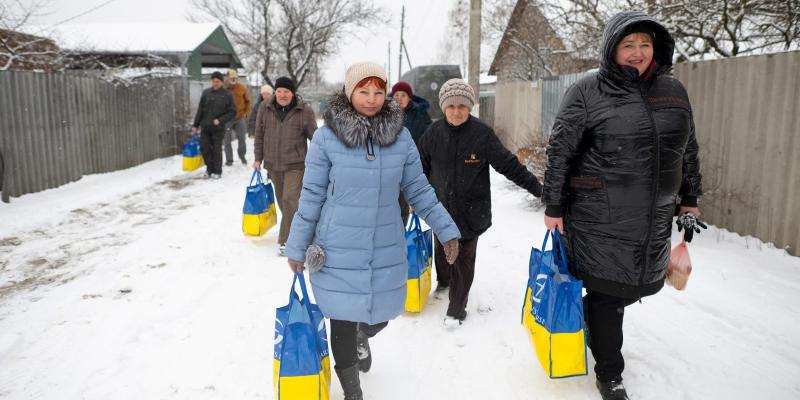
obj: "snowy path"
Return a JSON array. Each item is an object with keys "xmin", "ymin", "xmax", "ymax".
[{"xmin": 1, "ymin": 138, "xmax": 800, "ymax": 400}]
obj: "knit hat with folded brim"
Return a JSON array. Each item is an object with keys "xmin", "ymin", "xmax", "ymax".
[
  {"xmin": 345, "ymin": 62, "xmax": 388, "ymax": 101},
  {"xmin": 439, "ymin": 78, "xmax": 475, "ymax": 111}
]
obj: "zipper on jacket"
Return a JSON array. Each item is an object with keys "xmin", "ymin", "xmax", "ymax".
[
  {"xmin": 638, "ymin": 87, "xmax": 661, "ymax": 298},
  {"xmin": 366, "ymin": 133, "xmax": 376, "ymax": 161}
]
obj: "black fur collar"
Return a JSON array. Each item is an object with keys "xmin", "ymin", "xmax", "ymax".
[{"xmin": 323, "ymin": 91, "xmax": 404, "ymax": 148}]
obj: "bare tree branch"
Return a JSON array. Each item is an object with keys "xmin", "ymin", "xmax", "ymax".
[
  {"xmin": 0, "ymin": 0, "xmax": 51, "ymax": 31},
  {"xmin": 273, "ymin": 0, "xmax": 385, "ymax": 87},
  {"xmin": 0, "ymin": 0, "xmax": 63, "ymax": 71},
  {"xmin": 190, "ymin": 0, "xmax": 383, "ymax": 88},
  {"xmin": 540, "ymin": 0, "xmax": 800, "ymax": 63}
]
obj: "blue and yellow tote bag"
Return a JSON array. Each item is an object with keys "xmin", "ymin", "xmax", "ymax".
[
  {"xmin": 521, "ymin": 230, "xmax": 588, "ymax": 378},
  {"xmin": 242, "ymin": 170, "xmax": 277, "ymax": 236},
  {"xmin": 274, "ymin": 273, "xmax": 331, "ymax": 400},
  {"xmin": 405, "ymin": 212, "xmax": 433, "ymax": 313},
  {"xmin": 182, "ymin": 135, "xmax": 203, "ymax": 171}
]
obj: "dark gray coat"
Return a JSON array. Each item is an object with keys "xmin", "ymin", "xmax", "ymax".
[
  {"xmin": 192, "ymin": 87, "xmax": 236, "ymax": 131},
  {"xmin": 542, "ymin": 11, "xmax": 702, "ymax": 299}
]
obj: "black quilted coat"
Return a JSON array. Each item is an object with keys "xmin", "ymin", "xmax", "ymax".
[
  {"xmin": 419, "ymin": 116, "xmax": 543, "ymax": 240},
  {"xmin": 542, "ymin": 12, "xmax": 703, "ymax": 299}
]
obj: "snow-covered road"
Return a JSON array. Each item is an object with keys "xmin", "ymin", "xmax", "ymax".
[{"xmin": 1, "ymin": 139, "xmax": 799, "ymax": 399}]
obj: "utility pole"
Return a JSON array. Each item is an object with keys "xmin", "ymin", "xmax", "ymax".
[
  {"xmin": 398, "ymin": 5, "xmax": 406, "ymax": 80},
  {"xmin": 468, "ymin": 0, "xmax": 481, "ymax": 115},
  {"xmin": 387, "ymin": 41, "xmax": 392, "ymax": 83}
]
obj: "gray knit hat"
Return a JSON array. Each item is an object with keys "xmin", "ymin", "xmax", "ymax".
[
  {"xmin": 345, "ymin": 62, "xmax": 388, "ymax": 101},
  {"xmin": 439, "ymin": 78, "xmax": 475, "ymax": 111}
]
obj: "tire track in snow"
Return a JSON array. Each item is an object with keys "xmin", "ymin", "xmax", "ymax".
[{"xmin": 0, "ymin": 175, "xmax": 205, "ymax": 303}]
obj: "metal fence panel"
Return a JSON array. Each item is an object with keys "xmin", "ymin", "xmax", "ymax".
[
  {"xmin": 540, "ymin": 70, "xmax": 595, "ymax": 140},
  {"xmin": 479, "ymin": 92, "xmax": 495, "ymax": 128},
  {"xmin": 674, "ymin": 51, "xmax": 800, "ymax": 255},
  {"xmin": 0, "ymin": 71, "xmax": 191, "ymax": 202}
]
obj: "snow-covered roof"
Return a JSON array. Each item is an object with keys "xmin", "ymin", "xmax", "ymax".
[
  {"xmin": 480, "ymin": 73, "xmax": 498, "ymax": 84},
  {"xmin": 29, "ymin": 23, "xmax": 221, "ymax": 53}
]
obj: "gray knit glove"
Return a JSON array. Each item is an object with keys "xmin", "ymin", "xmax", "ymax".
[{"xmin": 443, "ymin": 239, "xmax": 460, "ymax": 264}]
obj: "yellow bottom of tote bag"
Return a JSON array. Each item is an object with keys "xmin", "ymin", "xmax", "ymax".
[
  {"xmin": 406, "ymin": 267, "xmax": 432, "ymax": 313},
  {"xmin": 182, "ymin": 156, "xmax": 203, "ymax": 171},
  {"xmin": 273, "ymin": 358, "xmax": 331, "ymax": 400},
  {"xmin": 242, "ymin": 207, "xmax": 277, "ymax": 236}
]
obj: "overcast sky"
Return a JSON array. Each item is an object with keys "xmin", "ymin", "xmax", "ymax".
[{"xmin": 31, "ymin": 0, "xmax": 456, "ymax": 83}]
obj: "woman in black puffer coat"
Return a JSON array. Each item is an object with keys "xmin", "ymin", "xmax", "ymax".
[{"xmin": 542, "ymin": 11, "xmax": 702, "ymax": 400}]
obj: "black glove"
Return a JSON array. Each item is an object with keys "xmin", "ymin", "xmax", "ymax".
[{"xmin": 676, "ymin": 213, "xmax": 707, "ymax": 242}]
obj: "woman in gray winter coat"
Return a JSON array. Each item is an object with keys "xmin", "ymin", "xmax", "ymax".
[{"xmin": 284, "ymin": 62, "xmax": 460, "ymax": 400}]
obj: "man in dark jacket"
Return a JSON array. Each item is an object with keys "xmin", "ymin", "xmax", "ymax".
[
  {"xmin": 542, "ymin": 11, "xmax": 703, "ymax": 399},
  {"xmin": 192, "ymin": 71, "xmax": 237, "ymax": 178},
  {"xmin": 418, "ymin": 78, "xmax": 542, "ymax": 325},
  {"xmin": 391, "ymin": 81, "xmax": 433, "ymax": 224}
]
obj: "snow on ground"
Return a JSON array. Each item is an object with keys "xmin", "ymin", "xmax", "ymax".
[{"xmin": 1, "ymin": 138, "xmax": 800, "ymax": 399}]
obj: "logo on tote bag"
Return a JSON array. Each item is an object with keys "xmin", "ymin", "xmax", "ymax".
[{"xmin": 531, "ymin": 274, "xmax": 548, "ymax": 304}]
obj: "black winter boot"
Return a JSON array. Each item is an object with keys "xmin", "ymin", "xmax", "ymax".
[
  {"xmin": 356, "ymin": 330, "xmax": 372, "ymax": 373},
  {"xmin": 334, "ymin": 364, "xmax": 363, "ymax": 400},
  {"xmin": 596, "ymin": 379, "xmax": 630, "ymax": 400}
]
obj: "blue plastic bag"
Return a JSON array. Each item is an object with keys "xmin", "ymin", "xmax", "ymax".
[
  {"xmin": 274, "ymin": 273, "xmax": 331, "ymax": 399},
  {"xmin": 405, "ymin": 212, "xmax": 432, "ymax": 312},
  {"xmin": 242, "ymin": 170, "xmax": 277, "ymax": 236},
  {"xmin": 521, "ymin": 230, "xmax": 587, "ymax": 378}
]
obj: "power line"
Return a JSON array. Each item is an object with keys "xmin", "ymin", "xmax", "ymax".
[{"xmin": 52, "ymin": 0, "xmax": 121, "ymax": 27}]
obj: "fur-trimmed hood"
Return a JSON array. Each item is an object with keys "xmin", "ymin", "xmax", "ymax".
[{"xmin": 323, "ymin": 91, "xmax": 405, "ymax": 148}]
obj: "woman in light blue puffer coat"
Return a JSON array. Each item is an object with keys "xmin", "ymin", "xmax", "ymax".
[{"xmin": 285, "ymin": 62, "xmax": 460, "ymax": 400}]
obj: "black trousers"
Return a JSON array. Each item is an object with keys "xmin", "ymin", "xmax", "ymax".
[
  {"xmin": 585, "ymin": 290, "xmax": 638, "ymax": 382},
  {"xmin": 434, "ymin": 236, "xmax": 479, "ymax": 320},
  {"xmin": 329, "ymin": 319, "xmax": 388, "ymax": 369},
  {"xmin": 200, "ymin": 129, "xmax": 225, "ymax": 175}
]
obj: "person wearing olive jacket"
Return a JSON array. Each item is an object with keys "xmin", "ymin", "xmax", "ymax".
[
  {"xmin": 417, "ymin": 78, "xmax": 543, "ymax": 326},
  {"xmin": 285, "ymin": 62, "xmax": 460, "ymax": 400},
  {"xmin": 253, "ymin": 77, "xmax": 317, "ymax": 256},
  {"xmin": 542, "ymin": 11, "xmax": 702, "ymax": 400}
]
